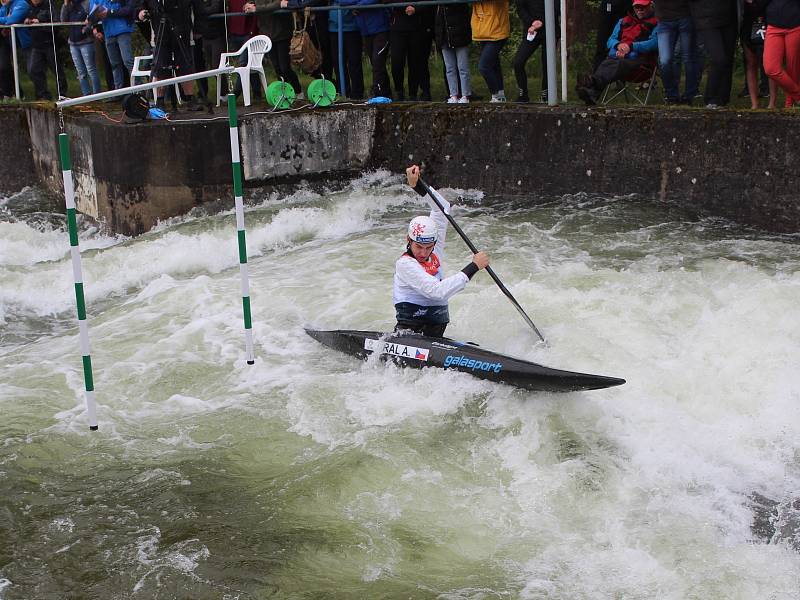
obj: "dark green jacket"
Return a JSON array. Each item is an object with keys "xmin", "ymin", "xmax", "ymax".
[{"xmin": 254, "ymin": 0, "xmax": 294, "ymax": 42}]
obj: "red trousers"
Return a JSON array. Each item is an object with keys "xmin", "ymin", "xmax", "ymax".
[{"xmin": 763, "ymin": 24, "xmax": 800, "ymax": 106}]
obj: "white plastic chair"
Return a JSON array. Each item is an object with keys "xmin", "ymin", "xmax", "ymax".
[
  {"xmin": 216, "ymin": 35, "xmax": 272, "ymax": 107},
  {"xmin": 129, "ymin": 55, "xmax": 182, "ymax": 105}
]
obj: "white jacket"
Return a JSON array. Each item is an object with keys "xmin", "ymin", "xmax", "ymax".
[{"xmin": 392, "ymin": 187, "xmax": 468, "ymax": 307}]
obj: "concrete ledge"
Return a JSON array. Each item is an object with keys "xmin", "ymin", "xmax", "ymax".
[
  {"xmin": 0, "ymin": 107, "xmax": 36, "ymax": 196},
  {"xmin": 4, "ymin": 103, "xmax": 799, "ymax": 235}
]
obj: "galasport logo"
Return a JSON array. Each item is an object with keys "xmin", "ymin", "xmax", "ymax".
[
  {"xmin": 411, "ymin": 223, "xmax": 426, "ymax": 238},
  {"xmin": 364, "ymin": 339, "xmax": 430, "ymax": 361}
]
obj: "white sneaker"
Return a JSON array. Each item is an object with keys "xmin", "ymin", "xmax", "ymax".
[
  {"xmin": 490, "ymin": 94, "xmax": 506, "ymax": 103},
  {"xmin": 296, "ymin": 92, "xmax": 305, "ymax": 100},
  {"xmin": 458, "ymin": 96, "xmax": 469, "ymax": 103},
  {"xmin": 447, "ymin": 95, "xmax": 458, "ymax": 104}
]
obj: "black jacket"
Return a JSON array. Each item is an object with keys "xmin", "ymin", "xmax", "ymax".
[
  {"xmin": 142, "ymin": 0, "xmax": 198, "ymax": 29},
  {"xmin": 193, "ymin": 0, "xmax": 225, "ymax": 38},
  {"xmin": 688, "ymin": 0, "xmax": 738, "ymax": 29},
  {"xmin": 757, "ymin": 0, "xmax": 800, "ymax": 28},
  {"xmin": 28, "ymin": 0, "xmax": 64, "ymax": 48},
  {"xmin": 434, "ymin": 2, "xmax": 470, "ymax": 48},
  {"xmin": 655, "ymin": 0, "xmax": 691, "ymax": 21},
  {"xmin": 387, "ymin": 3, "xmax": 433, "ymax": 33},
  {"xmin": 516, "ymin": 0, "xmax": 559, "ymax": 30}
]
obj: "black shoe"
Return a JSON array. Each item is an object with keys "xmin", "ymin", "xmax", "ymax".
[
  {"xmin": 184, "ymin": 96, "xmax": 204, "ymax": 112},
  {"xmin": 539, "ymin": 89, "xmax": 548, "ymax": 102},
  {"xmin": 515, "ymin": 90, "xmax": 529, "ymax": 103},
  {"xmin": 576, "ymin": 86, "xmax": 597, "ymax": 106},
  {"xmin": 679, "ymin": 96, "xmax": 694, "ymax": 106},
  {"xmin": 738, "ymin": 86, "xmax": 749, "ymax": 98},
  {"xmin": 419, "ymin": 91, "xmax": 432, "ymax": 101},
  {"xmin": 664, "ymin": 96, "xmax": 681, "ymax": 105}
]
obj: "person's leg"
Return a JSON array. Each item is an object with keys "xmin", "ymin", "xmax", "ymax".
[
  {"xmin": 441, "ymin": 46, "xmax": 459, "ymax": 98},
  {"xmin": 478, "ymin": 39, "xmax": 506, "ymax": 96},
  {"xmin": 390, "ymin": 30, "xmax": 407, "ymax": 99},
  {"xmin": 763, "ymin": 25, "xmax": 800, "ymax": 103},
  {"xmin": 70, "ymin": 44, "xmax": 91, "ymax": 96},
  {"xmin": 744, "ymin": 45, "xmax": 759, "ymax": 108},
  {"xmin": 116, "ymin": 32, "xmax": 134, "ymax": 84},
  {"xmin": 27, "ymin": 48, "xmax": 49, "ymax": 100},
  {"xmin": 48, "ymin": 44, "xmax": 69, "ymax": 98},
  {"xmin": 678, "ymin": 17, "xmax": 699, "ymax": 101},
  {"xmin": 783, "ymin": 24, "xmax": 800, "ymax": 104},
  {"xmin": 512, "ymin": 35, "xmax": 537, "ymax": 100},
  {"xmin": 717, "ymin": 21, "xmax": 737, "ymax": 105},
  {"xmin": 369, "ymin": 30, "xmax": 391, "ymax": 97},
  {"xmin": 0, "ymin": 39, "xmax": 13, "ymax": 97},
  {"xmin": 79, "ymin": 42, "xmax": 102, "ymax": 94},
  {"xmin": 697, "ymin": 27, "xmax": 726, "ymax": 105},
  {"xmin": 346, "ymin": 31, "xmax": 364, "ymax": 99},
  {"xmin": 455, "ymin": 45, "xmax": 471, "ymax": 97},
  {"xmin": 104, "ymin": 35, "xmax": 124, "ymax": 89},
  {"xmin": 413, "ymin": 28, "xmax": 432, "ymax": 99},
  {"xmin": 657, "ymin": 20, "xmax": 680, "ymax": 100}
]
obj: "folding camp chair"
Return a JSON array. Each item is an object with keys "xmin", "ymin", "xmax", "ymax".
[{"xmin": 601, "ymin": 62, "xmax": 659, "ymax": 106}]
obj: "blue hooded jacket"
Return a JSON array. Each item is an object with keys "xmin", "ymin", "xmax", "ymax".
[
  {"xmin": 89, "ymin": 0, "xmax": 136, "ymax": 38},
  {"xmin": 0, "ymin": 0, "xmax": 32, "ymax": 49},
  {"xmin": 336, "ymin": 0, "xmax": 389, "ymax": 35}
]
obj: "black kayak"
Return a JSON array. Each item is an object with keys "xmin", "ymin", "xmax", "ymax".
[{"xmin": 305, "ymin": 328, "xmax": 625, "ymax": 392}]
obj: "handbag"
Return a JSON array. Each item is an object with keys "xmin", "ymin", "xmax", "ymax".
[
  {"xmin": 750, "ymin": 18, "xmax": 766, "ymax": 46},
  {"xmin": 290, "ymin": 8, "xmax": 322, "ymax": 75}
]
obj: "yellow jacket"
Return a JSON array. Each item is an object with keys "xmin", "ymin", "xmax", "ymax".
[{"xmin": 471, "ymin": 0, "xmax": 510, "ymax": 42}]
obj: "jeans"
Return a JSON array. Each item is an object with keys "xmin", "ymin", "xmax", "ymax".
[
  {"xmin": 70, "ymin": 42, "xmax": 101, "ymax": 96},
  {"xmin": 478, "ymin": 39, "xmax": 506, "ymax": 94},
  {"xmin": 105, "ymin": 32, "xmax": 134, "ymax": 90},
  {"xmin": 657, "ymin": 16, "xmax": 698, "ymax": 100},
  {"xmin": 441, "ymin": 45, "xmax": 471, "ymax": 97}
]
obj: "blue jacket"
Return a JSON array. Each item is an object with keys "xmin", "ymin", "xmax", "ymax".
[
  {"xmin": 336, "ymin": 0, "xmax": 389, "ymax": 35},
  {"xmin": 328, "ymin": 6, "xmax": 359, "ymax": 32},
  {"xmin": 89, "ymin": 0, "xmax": 136, "ymax": 38},
  {"xmin": 0, "ymin": 0, "xmax": 32, "ymax": 49}
]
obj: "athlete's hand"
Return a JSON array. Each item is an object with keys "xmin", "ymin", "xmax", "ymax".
[
  {"xmin": 472, "ymin": 251, "xmax": 489, "ymax": 270},
  {"xmin": 406, "ymin": 165, "xmax": 420, "ymax": 188}
]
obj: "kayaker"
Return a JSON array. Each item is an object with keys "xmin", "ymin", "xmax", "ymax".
[{"xmin": 394, "ymin": 165, "xmax": 489, "ymax": 337}]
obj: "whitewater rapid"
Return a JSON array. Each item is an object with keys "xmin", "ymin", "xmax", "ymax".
[{"xmin": 1, "ymin": 172, "xmax": 798, "ymax": 599}]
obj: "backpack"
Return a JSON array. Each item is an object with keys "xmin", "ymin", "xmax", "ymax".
[
  {"xmin": 290, "ymin": 9, "xmax": 322, "ymax": 75},
  {"xmin": 122, "ymin": 93, "xmax": 151, "ymax": 120}
]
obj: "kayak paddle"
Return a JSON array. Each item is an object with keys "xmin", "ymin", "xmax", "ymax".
[{"xmin": 418, "ymin": 178, "xmax": 547, "ymax": 344}]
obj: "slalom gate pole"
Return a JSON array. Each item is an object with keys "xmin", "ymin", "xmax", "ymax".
[
  {"xmin": 227, "ymin": 94, "xmax": 256, "ymax": 364},
  {"xmin": 59, "ymin": 133, "xmax": 99, "ymax": 430}
]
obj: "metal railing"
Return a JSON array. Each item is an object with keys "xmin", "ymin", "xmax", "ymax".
[{"xmin": 3, "ymin": 0, "xmax": 568, "ymax": 105}]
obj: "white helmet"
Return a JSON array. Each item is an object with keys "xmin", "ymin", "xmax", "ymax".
[{"xmin": 407, "ymin": 216, "xmax": 438, "ymax": 244}]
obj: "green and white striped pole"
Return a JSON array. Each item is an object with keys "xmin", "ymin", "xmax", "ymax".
[
  {"xmin": 227, "ymin": 94, "xmax": 255, "ymax": 364},
  {"xmin": 59, "ymin": 132, "xmax": 99, "ymax": 430}
]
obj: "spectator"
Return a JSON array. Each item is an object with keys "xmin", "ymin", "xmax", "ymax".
[
  {"xmin": 25, "ymin": 0, "xmax": 69, "ymax": 100},
  {"xmin": 688, "ymin": 0, "xmax": 737, "ymax": 108},
  {"xmin": 593, "ymin": 0, "xmax": 631, "ymax": 70},
  {"xmin": 576, "ymin": 0, "xmax": 658, "ymax": 105},
  {"xmin": 435, "ymin": 0, "xmax": 471, "ymax": 102},
  {"xmin": 89, "ymin": 0, "xmax": 137, "ymax": 91},
  {"xmin": 742, "ymin": 0, "xmax": 775, "ymax": 108},
  {"xmin": 227, "ymin": 0, "xmax": 263, "ymax": 99},
  {"xmin": 338, "ymin": 0, "xmax": 392, "ymax": 98},
  {"xmin": 472, "ymin": 0, "xmax": 509, "ymax": 102},
  {"xmin": 193, "ymin": 0, "xmax": 226, "ymax": 101},
  {"xmin": 329, "ymin": 3, "xmax": 364, "ymax": 98},
  {"xmin": 62, "ymin": 0, "xmax": 101, "ymax": 96},
  {"xmin": 139, "ymin": 0, "xmax": 203, "ymax": 110},
  {"xmin": 0, "ymin": 0, "xmax": 32, "ymax": 99},
  {"xmin": 512, "ymin": 0, "xmax": 559, "ymax": 103},
  {"xmin": 655, "ymin": 0, "xmax": 699, "ymax": 104},
  {"xmin": 244, "ymin": 0, "xmax": 303, "ymax": 98},
  {"xmin": 388, "ymin": 2, "xmax": 433, "ymax": 101},
  {"xmin": 761, "ymin": 0, "xmax": 800, "ymax": 107},
  {"xmin": 286, "ymin": 0, "xmax": 333, "ymax": 81}
]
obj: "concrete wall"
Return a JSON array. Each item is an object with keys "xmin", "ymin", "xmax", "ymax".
[
  {"xmin": 4, "ymin": 104, "xmax": 799, "ymax": 235},
  {"xmin": 369, "ymin": 104, "xmax": 800, "ymax": 233},
  {"xmin": 0, "ymin": 108, "xmax": 36, "ymax": 196}
]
